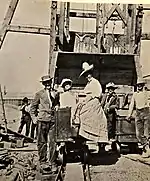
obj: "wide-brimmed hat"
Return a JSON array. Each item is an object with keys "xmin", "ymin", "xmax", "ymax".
[
  {"xmin": 136, "ymin": 77, "xmax": 146, "ymax": 85},
  {"xmin": 79, "ymin": 62, "xmax": 94, "ymax": 77},
  {"xmin": 106, "ymin": 82, "xmax": 118, "ymax": 89},
  {"xmin": 40, "ymin": 75, "xmax": 53, "ymax": 82},
  {"xmin": 60, "ymin": 78, "xmax": 72, "ymax": 87}
]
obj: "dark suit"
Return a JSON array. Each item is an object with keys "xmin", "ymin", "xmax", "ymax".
[
  {"xmin": 101, "ymin": 92, "xmax": 119, "ymax": 140},
  {"xmin": 30, "ymin": 89, "xmax": 59, "ymax": 165}
]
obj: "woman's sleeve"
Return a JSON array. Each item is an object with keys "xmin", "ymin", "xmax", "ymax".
[{"xmin": 91, "ymin": 80, "xmax": 102, "ymax": 98}]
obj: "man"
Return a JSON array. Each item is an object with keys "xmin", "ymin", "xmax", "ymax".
[
  {"xmin": 101, "ymin": 82, "xmax": 119, "ymax": 141},
  {"xmin": 127, "ymin": 78, "xmax": 150, "ymax": 158},
  {"xmin": 18, "ymin": 97, "xmax": 31, "ymax": 137},
  {"xmin": 30, "ymin": 75, "xmax": 59, "ymax": 172}
]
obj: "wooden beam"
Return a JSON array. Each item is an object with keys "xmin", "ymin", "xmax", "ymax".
[
  {"xmin": 96, "ymin": 4, "xmax": 105, "ymax": 53},
  {"xmin": 6, "ymin": 25, "xmax": 150, "ymax": 41},
  {"xmin": 142, "ymin": 33, "xmax": 150, "ymax": 40},
  {"xmin": 134, "ymin": 55, "xmax": 143, "ymax": 78},
  {"xmin": 69, "ymin": 12, "xmax": 120, "ymax": 19},
  {"xmin": 64, "ymin": 2, "xmax": 70, "ymax": 42},
  {"xmin": 59, "ymin": 2, "xmax": 65, "ymax": 44},
  {"xmin": 135, "ymin": 4, "xmax": 144, "ymax": 54},
  {"xmin": 0, "ymin": 0, "xmax": 19, "ymax": 48},
  {"xmin": 115, "ymin": 5, "xmax": 127, "ymax": 25},
  {"xmin": 7, "ymin": 25, "xmax": 50, "ymax": 35},
  {"xmin": 130, "ymin": 4, "xmax": 136, "ymax": 53},
  {"xmin": 49, "ymin": 1, "xmax": 57, "ymax": 76},
  {"xmin": 122, "ymin": 4, "xmax": 127, "ymax": 29},
  {"xmin": 103, "ymin": 4, "xmax": 119, "ymax": 25}
]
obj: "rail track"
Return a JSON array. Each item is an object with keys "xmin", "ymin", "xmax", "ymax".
[{"xmin": 40, "ymin": 162, "xmax": 91, "ymax": 181}]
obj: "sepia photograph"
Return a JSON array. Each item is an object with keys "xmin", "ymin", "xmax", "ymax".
[{"xmin": 0, "ymin": 0, "xmax": 150, "ymax": 180}]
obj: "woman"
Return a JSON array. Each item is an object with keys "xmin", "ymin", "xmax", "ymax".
[
  {"xmin": 74, "ymin": 62, "xmax": 108, "ymax": 143},
  {"xmin": 59, "ymin": 78, "xmax": 78, "ymax": 123}
]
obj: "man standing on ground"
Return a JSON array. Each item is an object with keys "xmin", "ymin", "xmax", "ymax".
[
  {"xmin": 18, "ymin": 97, "xmax": 31, "ymax": 137},
  {"xmin": 101, "ymin": 82, "xmax": 119, "ymax": 142},
  {"xmin": 127, "ymin": 78, "xmax": 150, "ymax": 158},
  {"xmin": 30, "ymin": 75, "xmax": 59, "ymax": 173}
]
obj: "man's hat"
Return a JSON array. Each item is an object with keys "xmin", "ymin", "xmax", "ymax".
[
  {"xmin": 60, "ymin": 78, "xmax": 72, "ymax": 87},
  {"xmin": 106, "ymin": 82, "xmax": 118, "ymax": 89},
  {"xmin": 136, "ymin": 77, "xmax": 146, "ymax": 85},
  {"xmin": 79, "ymin": 62, "xmax": 94, "ymax": 77},
  {"xmin": 40, "ymin": 75, "xmax": 53, "ymax": 82},
  {"xmin": 22, "ymin": 97, "xmax": 28, "ymax": 103}
]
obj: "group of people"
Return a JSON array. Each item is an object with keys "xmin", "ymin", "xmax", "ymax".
[{"xmin": 18, "ymin": 61, "xmax": 150, "ymax": 173}]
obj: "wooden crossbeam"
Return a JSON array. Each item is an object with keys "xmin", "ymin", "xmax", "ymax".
[
  {"xmin": 69, "ymin": 12, "xmax": 120, "ymax": 19},
  {"xmin": 6, "ymin": 24, "xmax": 150, "ymax": 41},
  {"xmin": 0, "ymin": 0, "xmax": 19, "ymax": 48},
  {"xmin": 142, "ymin": 33, "xmax": 150, "ymax": 40},
  {"xmin": 8, "ymin": 25, "xmax": 50, "ymax": 35}
]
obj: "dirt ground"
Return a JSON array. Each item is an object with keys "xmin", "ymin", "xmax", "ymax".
[{"xmin": 90, "ymin": 152, "xmax": 150, "ymax": 181}]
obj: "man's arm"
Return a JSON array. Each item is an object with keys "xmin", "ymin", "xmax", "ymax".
[
  {"xmin": 127, "ymin": 93, "xmax": 135, "ymax": 118},
  {"xmin": 30, "ymin": 93, "xmax": 40, "ymax": 124},
  {"xmin": 109, "ymin": 95, "xmax": 120, "ymax": 110}
]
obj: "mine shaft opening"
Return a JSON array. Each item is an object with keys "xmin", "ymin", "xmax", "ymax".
[{"xmin": 54, "ymin": 52, "xmax": 137, "ymax": 92}]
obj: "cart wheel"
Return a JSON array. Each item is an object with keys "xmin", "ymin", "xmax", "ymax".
[
  {"xmin": 57, "ymin": 145, "xmax": 66, "ymax": 165},
  {"xmin": 111, "ymin": 142, "xmax": 120, "ymax": 153},
  {"xmin": 82, "ymin": 146, "xmax": 89, "ymax": 165},
  {"xmin": 128, "ymin": 143, "xmax": 138, "ymax": 153}
]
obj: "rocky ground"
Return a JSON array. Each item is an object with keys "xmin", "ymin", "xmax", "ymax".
[
  {"xmin": 0, "ymin": 104, "xmax": 150, "ymax": 181},
  {"xmin": 90, "ymin": 152, "xmax": 150, "ymax": 181}
]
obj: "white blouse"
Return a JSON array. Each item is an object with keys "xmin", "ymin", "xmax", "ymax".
[{"xmin": 84, "ymin": 77, "xmax": 102, "ymax": 99}]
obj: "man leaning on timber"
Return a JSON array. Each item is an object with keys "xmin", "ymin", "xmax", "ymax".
[
  {"xmin": 127, "ymin": 78, "xmax": 150, "ymax": 158},
  {"xmin": 30, "ymin": 75, "xmax": 59, "ymax": 173}
]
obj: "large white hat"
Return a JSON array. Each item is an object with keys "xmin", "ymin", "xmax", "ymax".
[
  {"xmin": 60, "ymin": 78, "xmax": 72, "ymax": 87},
  {"xmin": 106, "ymin": 82, "xmax": 118, "ymax": 89},
  {"xmin": 136, "ymin": 77, "xmax": 146, "ymax": 85},
  {"xmin": 79, "ymin": 62, "xmax": 94, "ymax": 77},
  {"xmin": 40, "ymin": 75, "xmax": 53, "ymax": 82}
]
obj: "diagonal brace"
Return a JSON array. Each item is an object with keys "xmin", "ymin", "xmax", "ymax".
[{"xmin": 0, "ymin": 0, "xmax": 19, "ymax": 48}]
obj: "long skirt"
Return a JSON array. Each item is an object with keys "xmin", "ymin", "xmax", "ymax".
[{"xmin": 75, "ymin": 98, "xmax": 108, "ymax": 143}]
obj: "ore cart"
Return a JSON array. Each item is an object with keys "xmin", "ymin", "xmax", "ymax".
[{"xmin": 54, "ymin": 52, "xmax": 138, "ymax": 158}]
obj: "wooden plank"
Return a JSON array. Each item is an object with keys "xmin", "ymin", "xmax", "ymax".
[
  {"xmin": 64, "ymin": 163, "xmax": 84, "ymax": 181},
  {"xmin": 0, "ymin": 125, "xmax": 34, "ymax": 143},
  {"xmin": 8, "ymin": 25, "xmax": 50, "ymax": 35},
  {"xmin": 0, "ymin": 0, "xmax": 19, "ymax": 48}
]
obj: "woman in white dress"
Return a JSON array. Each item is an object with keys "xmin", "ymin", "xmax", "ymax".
[
  {"xmin": 59, "ymin": 78, "xmax": 78, "ymax": 124},
  {"xmin": 74, "ymin": 62, "xmax": 108, "ymax": 143}
]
